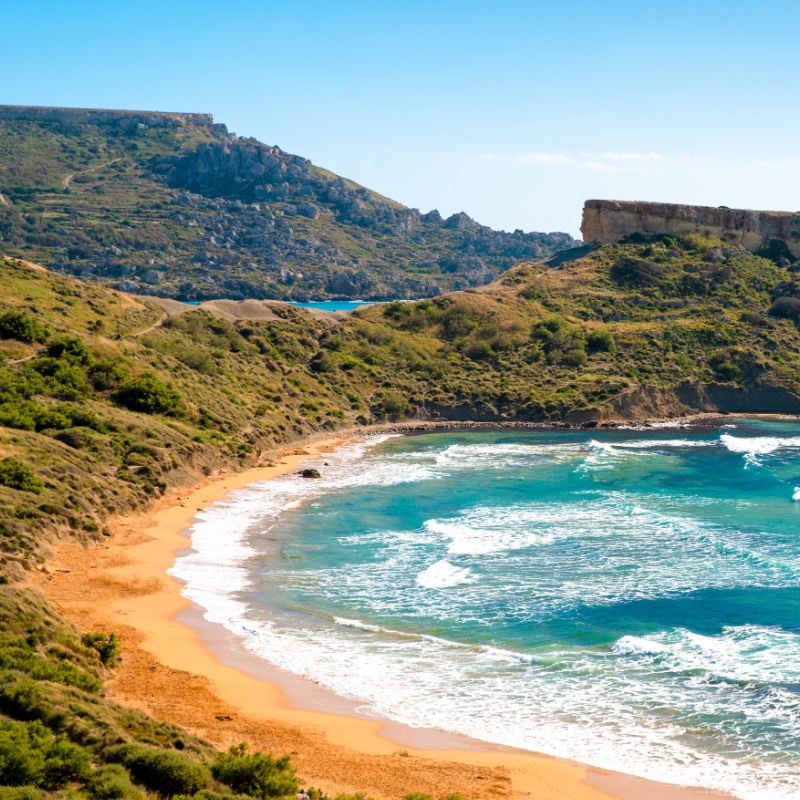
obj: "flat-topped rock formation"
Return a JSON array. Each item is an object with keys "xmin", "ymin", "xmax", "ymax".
[
  {"xmin": 582, "ymin": 199, "xmax": 800, "ymax": 258},
  {"xmin": 0, "ymin": 105, "xmax": 215, "ymax": 129}
]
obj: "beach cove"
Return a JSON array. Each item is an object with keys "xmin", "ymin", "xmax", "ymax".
[{"xmin": 31, "ymin": 426, "xmax": 770, "ymax": 800}]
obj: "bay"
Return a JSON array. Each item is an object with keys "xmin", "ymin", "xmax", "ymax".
[{"xmin": 172, "ymin": 418, "xmax": 800, "ymax": 800}]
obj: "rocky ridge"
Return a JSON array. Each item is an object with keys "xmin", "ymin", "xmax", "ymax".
[
  {"xmin": 0, "ymin": 105, "xmax": 575, "ymax": 300},
  {"xmin": 582, "ymin": 199, "xmax": 800, "ymax": 258}
]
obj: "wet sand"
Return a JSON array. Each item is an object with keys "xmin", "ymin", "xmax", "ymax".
[{"xmin": 33, "ymin": 433, "xmax": 738, "ymax": 800}]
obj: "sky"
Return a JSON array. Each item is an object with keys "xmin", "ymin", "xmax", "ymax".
[{"xmin": 3, "ymin": 0, "xmax": 800, "ymax": 238}]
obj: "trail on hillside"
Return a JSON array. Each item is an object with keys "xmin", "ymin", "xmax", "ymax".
[{"xmin": 62, "ymin": 157, "xmax": 125, "ymax": 189}]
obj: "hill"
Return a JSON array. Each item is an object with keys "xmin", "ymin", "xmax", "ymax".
[
  {"xmin": 4, "ymin": 230, "xmax": 800, "ymax": 799},
  {"xmin": 5, "ymin": 230, "xmax": 800, "ymax": 578},
  {"xmin": 0, "ymin": 105, "xmax": 575, "ymax": 301}
]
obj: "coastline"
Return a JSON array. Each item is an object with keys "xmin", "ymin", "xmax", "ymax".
[{"xmin": 32, "ymin": 429, "xmax": 740, "ymax": 800}]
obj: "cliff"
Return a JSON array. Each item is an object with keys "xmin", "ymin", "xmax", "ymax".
[
  {"xmin": 0, "ymin": 104, "xmax": 216, "ymax": 128},
  {"xmin": 582, "ymin": 199, "xmax": 800, "ymax": 258}
]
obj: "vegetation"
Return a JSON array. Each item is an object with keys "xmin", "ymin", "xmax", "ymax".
[
  {"xmin": 3, "ymin": 235, "xmax": 800, "ymax": 577},
  {"xmin": 0, "ymin": 111, "xmax": 574, "ymax": 301},
  {"xmin": 2, "ymin": 226, "xmax": 800, "ymax": 799},
  {"xmin": 0, "ymin": 587, "xmax": 307, "ymax": 800}
]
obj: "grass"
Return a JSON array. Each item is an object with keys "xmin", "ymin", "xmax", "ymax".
[{"xmin": 2, "ymin": 234, "xmax": 800, "ymax": 797}]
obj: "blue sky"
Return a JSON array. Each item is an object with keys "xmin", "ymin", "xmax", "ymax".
[{"xmin": 3, "ymin": 1, "xmax": 799, "ymax": 236}]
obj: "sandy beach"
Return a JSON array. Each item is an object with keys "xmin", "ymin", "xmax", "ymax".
[{"xmin": 32, "ymin": 432, "xmax": 738, "ymax": 800}]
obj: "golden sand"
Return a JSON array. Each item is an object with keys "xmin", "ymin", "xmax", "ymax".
[{"xmin": 32, "ymin": 435, "xmax": 736, "ymax": 800}]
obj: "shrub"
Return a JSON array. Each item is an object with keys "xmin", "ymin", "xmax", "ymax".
[
  {"xmin": 45, "ymin": 335, "xmax": 92, "ymax": 365},
  {"xmin": 586, "ymin": 329, "xmax": 615, "ymax": 354},
  {"xmin": 82, "ymin": 633, "xmax": 120, "ymax": 667},
  {"xmin": 769, "ymin": 296, "xmax": 800, "ymax": 322},
  {"xmin": 0, "ymin": 459, "xmax": 43, "ymax": 494},
  {"xmin": 211, "ymin": 743, "xmax": 297, "ymax": 799},
  {"xmin": 86, "ymin": 764, "xmax": 141, "ymax": 800},
  {"xmin": 0, "ymin": 719, "xmax": 90, "ymax": 789},
  {"xmin": 464, "ymin": 340, "xmax": 493, "ymax": 361},
  {"xmin": 108, "ymin": 744, "xmax": 210, "ymax": 797},
  {"xmin": 0, "ymin": 311, "xmax": 48, "ymax": 344},
  {"xmin": 610, "ymin": 257, "xmax": 666, "ymax": 287},
  {"xmin": 89, "ymin": 359, "xmax": 129, "ymax": 391},
  {"xmin": 0, "ymin": 787, "xmax": 42, "ymax": 800},
  {"xmin": 309, "ymin": 351, "xmax": 336, "ymax": 373},
  {"xmin": 439, "ymin": 301, "xmax": 477, "ymax": 339},
  {"xmin": 377, "ymin": 391, "xmax": 408, "ymax": 419},
  {"xmin": 115, "ymin": 373, "xmax": 182, "ymax": 416},
  {"xmin": 30, "ymin": 357, "xmax": 91, "ymax": 400}
]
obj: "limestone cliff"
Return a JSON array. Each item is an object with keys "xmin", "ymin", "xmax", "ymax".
[
  {"xmin": 582, "ymin": 199, "xmax": 800, "ymax": 258},
  {"xmin": 0, "ymin": 105, "xmax": 215, "ymax": 128}
]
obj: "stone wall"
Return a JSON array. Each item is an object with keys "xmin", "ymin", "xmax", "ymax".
[
  {"xmin": 581, "ymin": 199, "xmax": 800, "ymax": 258},
  {"xmin": 0, "ymin": 105, "xmax": 214, "ymax": 128}
]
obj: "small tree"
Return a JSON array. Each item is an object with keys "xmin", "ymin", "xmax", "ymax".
[
  {"xmin": 115, "ymin": 373, "xmax": 182, "ymax": 416},
  {"xmin": 0, "ymin": 458, "xmax": 43, "ymax": 494},
  {"xmin": 212, "ymin": 743, "xmax": 297, "ymax": 799}
]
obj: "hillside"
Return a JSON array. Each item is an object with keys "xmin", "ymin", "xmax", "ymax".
[
  {"xmin": 5, "ymin": 232, "xmax": 800, "ymax": 577},
  {"xmin": 4, "ymin": 232, "xmax": 800, "ymax": 799},
  {"xmin": 0, "ymin": 105, "xmax": 575, "ymax": 301}
]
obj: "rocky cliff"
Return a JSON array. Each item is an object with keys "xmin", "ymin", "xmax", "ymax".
[{"xmin": 582, "ymin": 199, "xmax": 800, "ymax": 258}]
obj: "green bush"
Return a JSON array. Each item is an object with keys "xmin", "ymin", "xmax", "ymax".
[
  {"xmin": 211, "ymin": 743, "xmax": 297, "ymax": 799},
  {"xmin": 439, "ymin": 301, "xmax": 477, "ymax": 339},
  {"xmin": 82, "ymin": 633, "xmax": 120, "ymax": 667},
  {"xmin": 45, "ymin": 335, "xmax": 92, "ymax": 365},
  {"xmin": 31, "ymin": 358, "xmax": 91, "ymax": 400},
  {"xmin": 88, "ymin": 359, "xmax": 129, "ymax": 391},
  {"xmin": 769, "ymin": 296, "xmax": 800, "ymax": 322},
  {"xmin": 0, "ymin": 458, "xmax": 43, "ymax": 494},
  {"xmin": 610, "ymin": 257, "xmax": 666, "ymax": 287},
  {"xmin": 0, "ymin": 311, "xmax": 48, "ymax": 344},
  {"xmin": 86, "ymin": 764, "xmax": 141, "ymax": 800},
  {"xmin": 109, "ymin": 744, "xmax": 210, "ymax": 797},
  {"xmin": 0, "ymin": 719, "xmax": 90, "ymax": 789},
  {"xmin": 377, "ymin": 391, "xmax": 408, "ymax": 419},
  {"xmin": 0, "ymin": 787, "xmax": 42, "ymax": 800},
  {"xmin": 586, "ymin": 329, "xmax": 615, "ymax": 354},
  {"xmin": 309, "ymin": 351, "xmax": 336, "ymax": 373},
  {"xmin": 115, "ymin": 373, "xmax": 182, "ymax": 416}
]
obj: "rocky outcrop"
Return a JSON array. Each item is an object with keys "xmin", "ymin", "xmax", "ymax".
[
  {"xmin": 609, "ymin": 381, "xmax": 800, "ymax": 420},
  {"xmin": 582, "ymin": 200, "xmax": 800, "ymax": 258},
  {"xmin": 0, "ymin": 104, "xmax": 576, "ymax": 301}
]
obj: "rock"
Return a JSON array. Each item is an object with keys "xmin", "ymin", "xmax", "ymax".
[
  {"xmin": 581, "ymin": 200, "xmax": 800, "ymax": 258},
  {"xmin": 300, "ymin": 468, "xmax": 321, "ymax": 479}
]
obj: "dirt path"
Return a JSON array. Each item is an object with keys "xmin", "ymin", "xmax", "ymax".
[{"xmin": 63, "ymin": 157, "xmax": 125, "ymax": 190}]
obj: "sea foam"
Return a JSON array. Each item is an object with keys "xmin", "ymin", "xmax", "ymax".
[
  {"xmin": 415, "ymin": 558, "xmax": 474, "ymax": 588},
  {"xmin": 173, "ymin": 425, "xmax": 800, "ymax": 800}
]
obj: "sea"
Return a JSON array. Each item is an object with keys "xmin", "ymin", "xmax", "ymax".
[{"xmin": 170, "ymin": 417, "xmax": 800, "ymax": 800}]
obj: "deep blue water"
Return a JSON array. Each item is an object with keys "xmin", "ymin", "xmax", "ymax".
[{"xmin": 174, "ymin": 418, "xmax": 800, "ymax": 800}]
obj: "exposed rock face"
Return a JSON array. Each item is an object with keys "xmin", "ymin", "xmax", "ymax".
[{"xmin": 582, "ymin": 200, "xmax": 800, "ymax": 257}]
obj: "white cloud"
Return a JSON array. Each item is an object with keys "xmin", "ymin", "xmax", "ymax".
[
  {"xmin": 601, "ymin": 151, "xmax": 664, "ymax": 162},
  {"xmin": 515, "ymin": 153, "xmax": 576, "ymax": 165}
]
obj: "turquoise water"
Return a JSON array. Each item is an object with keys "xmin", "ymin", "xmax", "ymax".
[
  {"xmin": 181, "ymin": 300, "xmax": 379, "ymax": 311},
  {"xmin": 289, "ymin": 300, "xmax": 380, "ymax": 311},
  {"xmin": 173, "ymin": 419, "xmax": 800, "ymax": 800}
]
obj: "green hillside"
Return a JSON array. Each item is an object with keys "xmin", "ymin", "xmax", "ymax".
[
  {"xmin": 4, "ymin": 232, "xmax": 800, "ymax": 579},
  {"xmin": 3, "ymin": 228, "xmax": 800, "ymax": 799},
  {"xmin": 0, "ymin": 106, "xmax": 575, "ymax": 301}
]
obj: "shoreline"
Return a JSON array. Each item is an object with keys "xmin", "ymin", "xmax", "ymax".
[{"xmin": 33, "ymin": 428, "xmax": 740, "ymax": 800}]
